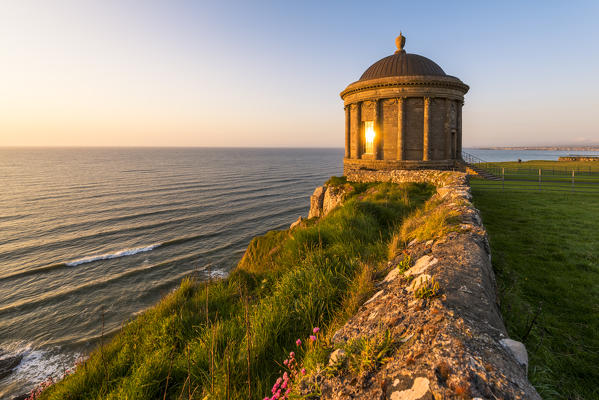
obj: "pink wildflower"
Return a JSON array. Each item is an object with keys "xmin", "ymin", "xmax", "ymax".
[
  {"xmin": 313, "ymin": 327, "xmax": 320, "ymax": 334},
  {"xmin": 310, "ymin": 335, "xmax": 316, "ymax": 341},
  {"xmin": 296, "ymin": 338, "xmax": 301, "ymax": 346},
  {"xmin": 289, "ymin": 351, "xmax": 295, "ymax": 358},
  {"xmin": 301, "ymin": 368, "xmax": 306, "ymax": 375}
]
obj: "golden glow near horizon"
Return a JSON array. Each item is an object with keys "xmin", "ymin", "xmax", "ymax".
[
  {"xmin": 0, "ymin": 2, "xmax": 339, "ymax": 148},
  {"xmin": 364, "ymin": 121, "xmax": 375, "ymax": 154},
  {"xmin": 0, "ymin": 2, "xmax": 597, "ymax": 148}
]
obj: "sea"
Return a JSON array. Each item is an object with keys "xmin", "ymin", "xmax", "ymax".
[{"xmin": 1, "ymin": 147, "xmax": 598, "ymax": 398}]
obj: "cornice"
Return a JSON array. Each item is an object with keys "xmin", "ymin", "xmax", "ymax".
[{"xmin": 340, "ymin": 75, "xmax": 469, "ymax": 100}]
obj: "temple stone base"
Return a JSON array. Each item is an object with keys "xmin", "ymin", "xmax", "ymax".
[{"xmin": 343, "ymin": 158, "xmax": 464, "ymax": 175}]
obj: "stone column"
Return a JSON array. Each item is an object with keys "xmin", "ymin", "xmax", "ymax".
[
  {"xmin": 344, "ymin": 105, "xmax": 350, "ymax": 158},
  {"xmin": 373, "ymin": 100, "xmax": 380, "ymax": 159},
  {"xmin": 397, "ymin": 97, "xmax": 404, "ymax": 160},
  {"xmin": 444, "ymin": 99, "xmax": 451, "ymax": 159},
  {"xmin": 350, "ymin": 104, "xmax": 357, "ymax": 158},
  {"xmin": 457, "ymin": 101, "xmax": 463, "ymax": 158},
  {"xmin": 355, "ymin": 102, "xmax": 362, "ymax": 159},
  {"xmin": 423, "ymin": 97, "xmax": 431, "ymax": 161},
  {"xmin": 350, "ymin": 103, "xmax": 359, "ymax": 159}
]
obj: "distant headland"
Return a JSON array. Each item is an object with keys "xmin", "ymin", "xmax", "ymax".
[{"xmin": 474, "ymin": 145, "xmax": 599, "ymax": 151}]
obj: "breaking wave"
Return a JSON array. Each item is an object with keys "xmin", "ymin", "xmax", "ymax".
[{"xmin": 65, "ymin": 244, "xmax": 161, "ymax": 266}]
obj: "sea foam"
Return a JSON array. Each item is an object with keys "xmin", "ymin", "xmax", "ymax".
[{"xmin": 65, "ymin": 244, "xmax": 161, "ymax": 266}]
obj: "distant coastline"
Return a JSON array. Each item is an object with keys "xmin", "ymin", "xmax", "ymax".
[{"xmin": 474, "ymin": 145, "xmax": 599, "ymax": 151}]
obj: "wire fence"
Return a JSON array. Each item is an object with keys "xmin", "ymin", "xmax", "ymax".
[
  {"xmin": 483, "ymin": 165, "xmax": 599, "ymax": 178},
  {"xmin": 462, "ymin": 151, "xmax": 599, "ymax": 194}
]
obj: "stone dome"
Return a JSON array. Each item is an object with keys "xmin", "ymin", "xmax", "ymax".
[{"xmin": 359, "ymin": 52, "xmax": 446, "ymax": 81}]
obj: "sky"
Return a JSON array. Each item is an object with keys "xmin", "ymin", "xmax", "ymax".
[{"xmin": 1, "ymin": 0, "xmax": 598, "ymax": 148}]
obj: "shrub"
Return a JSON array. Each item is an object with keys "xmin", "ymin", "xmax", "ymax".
[{"xmin": 325, "ymin": 176, "xmax": 347, "ymax": 187}]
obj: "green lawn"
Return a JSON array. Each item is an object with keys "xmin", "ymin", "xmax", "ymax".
[{"xmin": 471, "ymin": 183, "xmax": 599, "ymax": 400}]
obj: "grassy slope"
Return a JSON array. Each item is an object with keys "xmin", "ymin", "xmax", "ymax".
[
  {"xmin": 471, "ymin": 182, "xmax": 599, "ymax": 399},
  {"xmin": 40, "ymin": 180, "xmax": 434, "ymax": 400}
]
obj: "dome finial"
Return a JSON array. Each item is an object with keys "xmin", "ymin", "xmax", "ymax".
[{"xmin": 395, "ymin": 32, "xmax": 406, "ymax": 54}]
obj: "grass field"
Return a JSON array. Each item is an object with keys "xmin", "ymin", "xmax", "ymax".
[
  {"xmin": 471, "ymin": 163, "xmax": 599, "ymax": 400},
  {"xmin": 39, "ymin": 180, "xmax": 434, "ymax": 400}
]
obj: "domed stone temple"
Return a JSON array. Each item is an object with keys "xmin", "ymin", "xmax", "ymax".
[{"xmin": 341, "ymin": 34, "xmax": 469, "ymax": 173}]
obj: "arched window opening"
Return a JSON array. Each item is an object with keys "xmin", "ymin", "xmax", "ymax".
[{"xmin": 364, "ymin": 121, "xmax": 375, "ymax": 154}]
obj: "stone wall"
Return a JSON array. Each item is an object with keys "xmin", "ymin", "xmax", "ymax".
[
  {"xmin": 345, "ymin": 168, "xmax": 465, "ymax": 188},
  {"xmin": 558, "ymin": 156, "xmax": 599, "ymax": 162},
  {"xmin": 301, "ymin": 170, "xmax": 541, "ymax": 399},
  {"xmin": 343, "ymin": 159, "xmax": 463, "ymax": 175}
]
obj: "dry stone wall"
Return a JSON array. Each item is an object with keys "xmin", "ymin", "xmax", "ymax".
[
  {"xmin": 558, "ymin": 156, "xmax": 599, "ymax": 162},
  {"xmin": 301, "ymin": 170, "xmax": 540, "ymax": 400}
]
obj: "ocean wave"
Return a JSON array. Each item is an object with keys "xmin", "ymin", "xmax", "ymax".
[
  {"xmin": 0, "ymin": 246, "xmax": 242, "ymax": 316},
  {"xmin": 0, "ymin": 341, "xmax": 83, "ymax": 399},
  {"xmin": 0, "ymin": 233, "xmax": 230, "ymax": 283},
  {"xmin": 65, "ymin": 244, "xmax": 161, "ymax": 266}
]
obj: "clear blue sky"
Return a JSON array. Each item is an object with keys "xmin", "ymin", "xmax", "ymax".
[{"xmin": 1, "ymin": 0, "xmax": 598, "ymax": 147}]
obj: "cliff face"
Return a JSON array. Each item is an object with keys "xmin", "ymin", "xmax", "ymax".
[
  {"xmin": 308, "ymin": 184, "xmax": 351, "ymax": 219},
  {"xmin": 302, "ymin": 171, "xmax": 540, "ymax": 400}
]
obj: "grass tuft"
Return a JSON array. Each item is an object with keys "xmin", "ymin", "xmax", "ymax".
[
  {"xmin": 388, "ymin": 197, "xmax": 460, "ymax": 257},
  {"xmin": 396, "ymin": 253, "xmax": 413, "ymax": 274},
  {"xmin": 343, "ymin": 329, "xmax": 395, "ymax": 376},
  {"xmin": 413, "ymin": 277, "xmax": 441, "ymax": 299}
]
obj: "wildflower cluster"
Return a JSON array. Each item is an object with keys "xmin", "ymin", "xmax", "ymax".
[
  {"xmin": 26, "ymin": 356, "xmax": 84, "ymax": 400},
  {"xmin": 26, "ymin": 376, "xmax": 54, "ymax": 400},
  {"xmin": 264, "ymin": 327, "xmax": 320, "ymax": 400}
]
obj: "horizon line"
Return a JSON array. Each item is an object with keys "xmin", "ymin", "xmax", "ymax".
[{"xmin": 1, "ymin": 144, "xmax": 598, "ymax": 150}]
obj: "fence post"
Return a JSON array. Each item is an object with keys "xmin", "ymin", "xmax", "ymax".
[
  {"xmin": 572, "ymin": 170, "xmax": 575, "ymax": 192},
  {"xmin": 502, "ymin": 167, "xmax": 505, "ymax": 190},
  {"xmin": 539, "ymin": 168, "xmax": 542, "ymax": 191}
]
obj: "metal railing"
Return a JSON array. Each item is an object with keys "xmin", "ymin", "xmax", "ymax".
[{"xmin": 461, "ymin": 151, "xmax": 487, "ymax": 165}]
